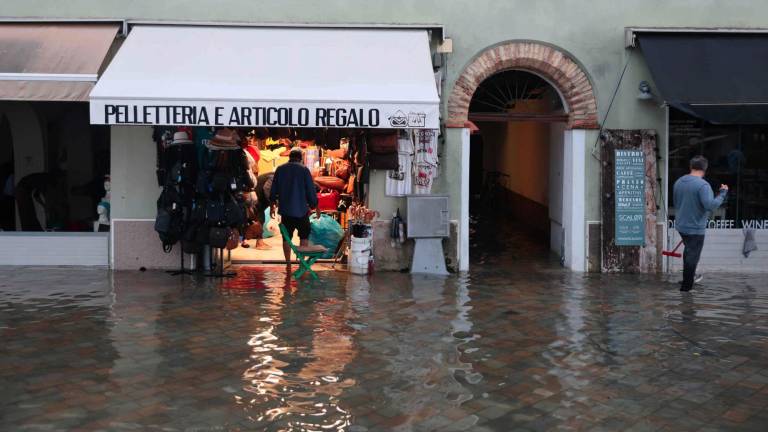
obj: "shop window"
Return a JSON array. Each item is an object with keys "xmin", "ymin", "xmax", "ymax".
[
  {"xmin": 669, "ymin": 108, "xmax": 768, "ymax": 226},
  {"xmin": 0, "ymin": 102, "xmax": 110, "ymax": 233}
]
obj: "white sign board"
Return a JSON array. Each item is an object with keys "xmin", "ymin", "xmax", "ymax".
[{"xmin": 90, "ymin": 100, "xmax": 439, "ymax": 129}]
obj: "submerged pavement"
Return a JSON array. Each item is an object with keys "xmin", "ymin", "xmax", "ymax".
[{"xmin": 1, "ymin": 229, "xmax": 768, "ymax": 431}]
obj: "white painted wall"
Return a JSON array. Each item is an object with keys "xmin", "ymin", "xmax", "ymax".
[
  {"xmin": 459, "ymin": 127, "xmax": 470, "ymax": 271},
  {"xmin": 668, "ymin": 229, "xmax": 768, "ymax": 273},
  {"xmin": 549, "ymin": 123, "xmax": 566, "ymax": 255},
  {"xmin": 110, "ymin": 125, "xmax": 158, "ymax": 219},
  {"xmin": 0, "ymin": 232, "xmax": 108, "ymax": 266},
  {"xmin": 563, "ymin": 129, "xmax": 586, "ymax": 272}
]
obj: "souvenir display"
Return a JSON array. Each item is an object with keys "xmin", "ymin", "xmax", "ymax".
[{"xmin": 150, "ymin": 125, "xmax": 440, "ymax": 272}]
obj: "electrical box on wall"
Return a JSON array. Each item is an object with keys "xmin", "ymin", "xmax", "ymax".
[{"xmin": 406, "ymin": 194, "xmax": 449, "ymax": 238}]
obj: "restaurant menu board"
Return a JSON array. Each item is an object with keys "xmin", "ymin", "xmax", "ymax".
[{"xmin": 615, "ymin": 150, "xmax": 645, "ymax": 246}]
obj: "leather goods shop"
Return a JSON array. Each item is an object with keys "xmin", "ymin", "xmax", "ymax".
[{"xmin": 90, "ymin": 25, "xmax": 442, "ymax": 272}]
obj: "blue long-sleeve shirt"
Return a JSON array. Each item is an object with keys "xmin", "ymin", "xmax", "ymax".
[
  {"xmin": 673, "ymin": 174, "xmax": 727, "ymax": 235},
  {"xmin": 269, "ymin": 161, "xmax": 318, "ymax": 218}
]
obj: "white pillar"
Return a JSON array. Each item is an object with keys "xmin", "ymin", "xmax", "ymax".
[
  {"xmin": 563, "ymin": 129, "xmax": 586, "ymax": 272},
  {"xmin": 459, "ymin": 128, "xmax": 470, "ymax": 272}
]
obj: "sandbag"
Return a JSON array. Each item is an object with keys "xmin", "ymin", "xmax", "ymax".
[{"xmin": 309, "ymin": 213, "xmax": 344, "ymax": 259}]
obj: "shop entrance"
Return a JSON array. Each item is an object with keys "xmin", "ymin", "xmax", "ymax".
[{"xmin": 468, "ymin": 70, "xmax": 568, "ymax": 262}]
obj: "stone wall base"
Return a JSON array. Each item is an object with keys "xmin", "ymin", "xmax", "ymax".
[{"xmin": 370, "ymin": 220, "xmax": 459, "ymax": 272}]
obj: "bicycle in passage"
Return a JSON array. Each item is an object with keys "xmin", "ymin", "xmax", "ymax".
[{"xmin": 479, "ymin": 171, "xmax": 509, "ymax": 211}]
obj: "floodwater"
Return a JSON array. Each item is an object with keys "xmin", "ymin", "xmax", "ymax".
[{"xmin": 1, "ymin": 226, "xmax": 768, "ymax": 431}]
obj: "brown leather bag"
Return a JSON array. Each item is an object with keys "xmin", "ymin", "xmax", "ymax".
[
  {"xmin": 225, "ymin": 228, "xmax": 240, "ymax": 250},
  {"xmin": 244, "ymin": 221, "xmax": 263, "ymax": 240},
  {"xmin": 333, "ymin": 158, "xmax": 351, "ymax": 181},
  {"xmin": 368, "ymin": 132, "xmax": 398, "ymax": 154},
  {"xmin": 315, "ymin": 176, "xmax": 346, "ymax": 191},
  {"xmin": 327, "ymin": 148, "xmax": 347, "ymax": 159}
]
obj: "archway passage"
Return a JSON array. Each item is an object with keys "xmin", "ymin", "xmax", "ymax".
[
  {"xmin": 469, "ymin": 70, "xmax": 568, "ymax": 264},
  {"xmin": 447, "ymin": 41, "xmax": 599, "ymax": 130}
]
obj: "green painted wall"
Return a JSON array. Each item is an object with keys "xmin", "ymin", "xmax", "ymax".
[
  {"xmin": 5, "ymin": 0, "xmax": 764, "ymax": 129},
  {"xmin": 5, "ymin": 0, "xmax": 764, "ymax": 257}
]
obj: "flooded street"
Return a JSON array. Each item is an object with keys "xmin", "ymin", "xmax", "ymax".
[{"xmin": 2, "ymin": 229, "xmax": 768, "ymax": 431}]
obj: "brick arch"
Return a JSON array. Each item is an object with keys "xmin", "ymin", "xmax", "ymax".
[{"xmin": 447, "ymin": 41, "xmax": 599, "ymax": 129}]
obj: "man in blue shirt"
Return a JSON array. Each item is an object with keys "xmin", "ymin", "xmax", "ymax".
[
  {"xmin": 270, "ymin": 147, "xmax": 319, "ymax": 265},
  {"xmin": 673, "ymin": 155, "xmax": 728, "ymax": 292}
]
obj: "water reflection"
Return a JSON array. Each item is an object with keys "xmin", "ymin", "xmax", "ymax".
[
  {"xmin": 236, "ymin": 268, "xmax": 354, "ymax": 430},
  {"xmin": 2, "ymin": 253, "xmax": 768, "ymax": 431}
]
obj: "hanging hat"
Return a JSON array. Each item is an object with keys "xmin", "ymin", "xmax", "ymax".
[
  {"xmin": 209, "ymin": 128, "xmax": 240, "ymax": 149},
  {"xmin": 171, "ymin": 131, "xmax": 193, "ymax": 145}
]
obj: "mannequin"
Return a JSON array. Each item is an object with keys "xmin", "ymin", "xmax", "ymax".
[{"xmin": 94, "ymin": 175, "xmax": 111, "ymax": 232}]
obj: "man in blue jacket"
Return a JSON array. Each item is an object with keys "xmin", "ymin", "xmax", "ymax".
[
  {"xmin": 270, "ymin": 147, "xmax": 319, "ymax": 266},
  {"xmin": 673, "ymin": 155, "xmax": 728, "ymax": 292}
]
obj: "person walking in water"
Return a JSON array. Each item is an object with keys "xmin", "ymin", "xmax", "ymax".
[
  {"xmin": 269, "ymin": 147, "xmax": 322, "ymax": 270},
  {"xmin": 673, "ymin": 155, "xmax": 728, "ymax": 292}
]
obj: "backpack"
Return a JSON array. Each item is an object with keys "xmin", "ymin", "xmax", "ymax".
[
  {"xmin": 155, "ymin": 185, "xmax": 185, "ymax": 252},
  {"xmin": 164, "ymin": 144, "xmax": 198, "ymax": 186}
]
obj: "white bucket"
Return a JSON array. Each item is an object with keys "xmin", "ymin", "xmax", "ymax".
[
  {"xmin": 349, "ymin": 236, "xmax": 371, "ymax": 275},
  {"xmin": 350, "ymin": 236, "xmax": 372, "ymax": 252}
]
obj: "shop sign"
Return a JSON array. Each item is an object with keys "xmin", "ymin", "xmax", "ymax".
[
  {"xmin": 615, "ymin": 149, "xmax": 645, "ymax": 246},
  {"xmin": 668, "ymin": 219, "xmax": 768, "ymax": 230},
  {"xmin": 89, "ymin": 101, "xmax": 439, "ymax": 129}
]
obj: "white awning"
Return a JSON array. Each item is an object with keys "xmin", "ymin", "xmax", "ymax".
[
  {"xmin": 0, "ymin": 23, "xmax": 119, "ymax": 102},
  {"xmin": 90, "ymin": 26, "xmax": 440, "ymax": 129}
]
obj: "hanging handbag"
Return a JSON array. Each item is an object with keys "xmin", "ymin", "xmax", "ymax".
[
  {"xmin": 368, "ymin": 132, "xmax": 398, "ymax": 154},
  {"xmin": 245, "ymin": 221, "xmax": 263, "ymax": 240},
  {"xmin": 327, "ymin": 148, "xmax": 347, "ymax": 159},
  {"xmin": 209, "ymin": 226, "xmax": 229, "ymax": 249},
  {"xmin": 317, "ymin": 189, "xmax": 341, "ymax": 212},
  {"xmin": 225, "ymin": 228, "xmax": 240, "ymax": 250},
  {"xmin": 346, "ymin": 174, "xmax": 356, "ymax": 194},
  {"xmin": 333, "ymin": 158, "xmax": 352, "ymax": 181},
  {"xmin": 182, "ymin": 225, "xmax": 203, "ymax": 254},
  {"xmin": 315, "ymin": 176, "xmax": 346, "ymax": 191},
  {"xmin": 211, "ymin": 172, "xmax": 234, "ymax": 194},
  {"xmin": 224, "ymin": 199, "xmax": 246, "ymax": 227},
  {"xmin": 368, "ymin": 152, "xmax": 399, "ymax": 170},
  {"xmin": 205, "ymin": 200, "xmax": 226, "ymax": 225}
]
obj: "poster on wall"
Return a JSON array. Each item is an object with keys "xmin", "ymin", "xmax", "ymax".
[{"xmin": 615, "ymin": 149, "xmax": 645, "ymax": 246}]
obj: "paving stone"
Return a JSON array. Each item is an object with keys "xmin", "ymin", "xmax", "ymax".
[{"xmin": 1, "ymin": 236, "xmax": 767, "ymax": 432}]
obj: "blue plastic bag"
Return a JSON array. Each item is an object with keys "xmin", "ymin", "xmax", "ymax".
[{"xmin": 309, "ymin": 214, "xmax": 344, "ymax": 259}]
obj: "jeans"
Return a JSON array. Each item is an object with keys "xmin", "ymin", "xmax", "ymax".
[{"xmin": 680, "ymin": 233, "xmax": 705, "ymax": 290}]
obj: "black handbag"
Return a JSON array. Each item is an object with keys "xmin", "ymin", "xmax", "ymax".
[
  {"xmin": 206, "ymin": 201, "xmax": 226, "ymax": 225},
  {"xmin": 368, "ymin": 152, "xmax": 398, "ymax": 170},
  {"xmin": 209, "ymin": 226, "xmax": 229, "ymax": 249},
  {"xmin": 211, "ymin": 172, "xmax": 234, "ymax": 194},
  {"xmin": 225, "ymin": 199, "xmax": 245, "ymax": 227},
  {"xmin": 182, "ymin": 225, "xmax": 203, "ymax": 253}
]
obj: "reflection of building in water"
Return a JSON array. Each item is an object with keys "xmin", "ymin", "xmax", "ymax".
[
  {"xmin": 360, "ymin": 274, "xmax": 477, "ymax": 429},
  {"xmin": 239, "ymin": 285, "xmax": 355, "ymax": 430}
]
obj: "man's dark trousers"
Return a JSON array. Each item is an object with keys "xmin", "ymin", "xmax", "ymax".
[{"xmin": 680, "ymin": 233, "xmax": 705, "ymax": 291}]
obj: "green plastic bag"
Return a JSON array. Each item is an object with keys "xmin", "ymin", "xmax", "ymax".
[{"xmin": 309, "ymin": 214, "xmax": 344, "ymax": 259}]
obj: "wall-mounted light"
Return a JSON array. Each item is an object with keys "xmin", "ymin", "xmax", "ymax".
[{"xmin": 637, "ymin": 81, "xmax": 654, "ymax": 100}]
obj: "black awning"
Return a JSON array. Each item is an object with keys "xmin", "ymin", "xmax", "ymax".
[{"xmin": 638, "ymin": 32, "xmax": 768, "ymax": 124}]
